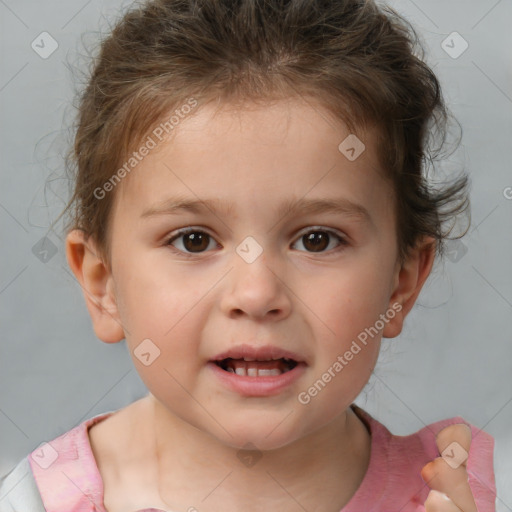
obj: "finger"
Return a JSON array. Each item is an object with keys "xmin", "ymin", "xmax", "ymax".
[
  {"xmin": 425, "ymin": 490, "xmax": 463, "ymax": 512},
  {"xmin": 436, "ymin": 424, "xmax": 472, "ymax": 468},
  {"xmin": 421, "ymin": 457, "xmax": 477, "ymax": 512}
]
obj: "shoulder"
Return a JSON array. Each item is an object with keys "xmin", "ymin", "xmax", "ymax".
[
  {"xmin": 0, "ymin": 457, "xmax": 46, "ymax": 511},
  {"xmin": 1, "ymin": 409, "xmax": 118, "ymax": 512},
  {"xmin": 345, "ymin": 406, "xmax": 496, "ymax": 512}
]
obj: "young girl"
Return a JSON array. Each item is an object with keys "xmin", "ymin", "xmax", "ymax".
[{"xmin": 0, "ymin": 0, "xmax": 496, "ymax": 510}]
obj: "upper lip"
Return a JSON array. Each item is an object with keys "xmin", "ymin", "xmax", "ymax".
[{"xmin": 210, "ymin": 344, "xmax": 307, "ymax": 364}]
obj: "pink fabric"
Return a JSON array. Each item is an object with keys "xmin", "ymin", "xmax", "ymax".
[
  {"xmin": 28, "ymin": 405, "xmax": 496, "ymax": 511},
  {"xmin": 343, "ymin": 405, "xmax": 496, "ymax": 512}
]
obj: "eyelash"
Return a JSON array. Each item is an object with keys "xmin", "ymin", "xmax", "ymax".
[{"xmin": 164, "ymin": 226, "xmax": 349, "ymax": 257}]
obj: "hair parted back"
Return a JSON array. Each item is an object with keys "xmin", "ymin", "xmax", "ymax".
[{"xmin": 62, "ymin": 0, "xmax": 469, "ymax": 266}]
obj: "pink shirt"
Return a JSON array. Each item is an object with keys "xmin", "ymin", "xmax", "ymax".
[{"xmin": 25, "ymin": 405, "xmax": 496, "ymax": 511}]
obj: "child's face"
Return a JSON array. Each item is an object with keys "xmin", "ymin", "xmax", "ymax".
[{"xmin": 81, "ymin": 98, "xmax": 417, "ymax": 449}]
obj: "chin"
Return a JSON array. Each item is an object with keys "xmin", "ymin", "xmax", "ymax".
[{"xmin": 207, "ymin": 416, "xmax": 308, "ymax": 452}]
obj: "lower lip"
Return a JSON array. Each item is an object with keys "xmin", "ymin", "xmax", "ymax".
[{"xmin": 207, "ymin": 361, "xmax": 307, "ymax": 397}]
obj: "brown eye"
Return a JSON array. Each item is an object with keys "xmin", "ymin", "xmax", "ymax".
[
  {"xmin": 166, "ymin": 229, "xmax": 217, "ymax": 255},
  {"xmin": 302, "ymin": 232, "xmax": 329, "ymax": 252},
  {"xmin": 292, "ymin": 229, "xmax": 347, "ymax": 254},
  {"xmin": 182, "ymin": 232, "xmax": 210, "ymax": 252}
]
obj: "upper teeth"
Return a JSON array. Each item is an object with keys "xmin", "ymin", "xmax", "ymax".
[
  {"xmin": 241, "ymin": 357, "xmax": 293, "ymax": 362},
  {"xmin": 230, "ymin": 367, "xmax": 282, "ymax": 377}
]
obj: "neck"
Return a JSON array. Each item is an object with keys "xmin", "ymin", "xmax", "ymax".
[{"xmin": 149, "ymin": 395, "xmax": 371, "ymax": 512}]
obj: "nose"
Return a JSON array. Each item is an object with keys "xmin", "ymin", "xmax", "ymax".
[{"xmin": 220, "ymin": 248, "xmax": 292, "ymax": 321}]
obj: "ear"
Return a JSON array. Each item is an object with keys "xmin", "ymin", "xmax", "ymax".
[
  {"xmin": 383, "ymin": 236, "xmax": 436, "ymax": 338},
  {"xmin": 65, "ymin": 229, "xmax": 125, "ymax": 343}
]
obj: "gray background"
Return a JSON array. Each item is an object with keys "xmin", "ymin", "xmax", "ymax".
[{"xmin": 1, "ymin": 0, "xmax": 511, "ymax": 508}]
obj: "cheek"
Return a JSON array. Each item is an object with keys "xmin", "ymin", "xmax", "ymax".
[
  {"xmin": 295, "ymin": 339, "xmax": 380, "ymax": 427},
  {"xmin": 125, "ymin": 310, "xmax": 205, "ymax": 407},
  {"xmin": 317, "ymin": 267, "xmax": 393, "ymax": 343},
  {"xmin": 114, "ymin": 258, "xmax": 207, "ymax": 336}
]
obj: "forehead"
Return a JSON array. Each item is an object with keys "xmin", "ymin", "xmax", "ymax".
[{"xmin": 111, "ymin": 97, "xmax": 391, "ymax": 223}]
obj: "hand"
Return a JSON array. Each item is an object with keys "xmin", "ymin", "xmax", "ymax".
[{"xmin": 421, "ymin": 423, "xmax": 478, "ymax": 512}]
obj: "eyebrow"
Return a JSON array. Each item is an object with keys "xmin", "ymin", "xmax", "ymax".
[{"xmin": 141, "ymin": 195, "xmax": 373, "ymax": 226}]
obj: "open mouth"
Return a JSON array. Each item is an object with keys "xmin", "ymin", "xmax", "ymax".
[{"xmin": 214, "ymin": 357, "xmax": 298, "ymax": 377}]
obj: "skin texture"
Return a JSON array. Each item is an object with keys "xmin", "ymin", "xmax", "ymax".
[{"xmin": 66, "ymin": 97, "xmax": 472, "ymax": 511}]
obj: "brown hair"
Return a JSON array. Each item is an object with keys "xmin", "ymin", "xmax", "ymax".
[{"xmin": 61, "ymin": 0, "xmax": 470, "ymax": 266}]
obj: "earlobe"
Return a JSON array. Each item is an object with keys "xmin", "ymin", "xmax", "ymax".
[
  {"xmin": 65, "ymin": 229, "xmax": 125, "ymax": 343},
  {"xmin": 383, "ymin": 237, "xmax": 436, "ymax": 338}
]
